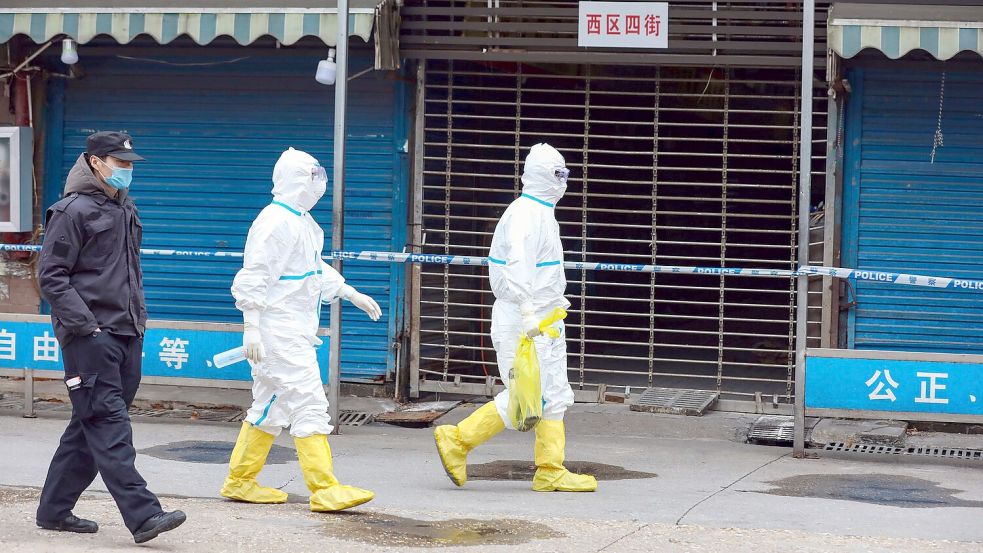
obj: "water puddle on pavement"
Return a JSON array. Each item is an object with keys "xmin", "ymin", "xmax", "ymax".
[
  {"xmin": 760, "ymin": 474, "xmax": 983, "ymax": 508},
  {"xmin": 320, "ymin": 512, "xmax": 562, "ymax": 547},
  {"xmin": 140, "ymin": 440, "xmax": 295, "ymax": 464},
  {"xmin": 468, "ymin": 460, "xmax": 656, "ymax": 481}
]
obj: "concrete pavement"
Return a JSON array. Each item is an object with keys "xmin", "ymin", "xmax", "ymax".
[{"xmin": 0, "ymin": 403, "xmax": 981, "ymax": 552}]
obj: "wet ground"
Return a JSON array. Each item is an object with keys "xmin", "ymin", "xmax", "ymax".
[
  {"xmin": 759, "ymin": 473, "xmax": 983, "ymax": 509},
  {"xmin": 2, "ymin": 408, "xmax": 982, "ymax": 551},
  {"xmin": 319, "ymin": 512, "xmax": 563, "ymax": 548},
  {"xmin": 468, "ymin": 460, "xmax": 656, "ymax": 481},
  {"xmin": 140, "ymin": 440, "xmax": 296, "ymax": 464},
  {"xmin": 2, "ymin": 485, "xmax": 981, "ymax": 553}
]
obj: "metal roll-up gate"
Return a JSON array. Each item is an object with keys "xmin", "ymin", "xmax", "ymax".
[{"xmin": 412, "ymin": 59, "xmax": 827, "ymax": 409}]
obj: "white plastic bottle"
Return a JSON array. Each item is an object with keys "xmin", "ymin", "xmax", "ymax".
[{"xmin": 213, "ymin": 346, "xmax": 247, "ymax": 368}]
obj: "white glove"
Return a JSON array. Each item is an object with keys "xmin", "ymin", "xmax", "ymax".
[
  {"xmin": 242, "ymin": 311, "xmax": 265, "ymax": 363},
  {"xmin": 340, "ymin": 284, "xmax": 382, "ymax": 321},
  {"xmin": 521, "ymin": 304, "xmax": 541, "ymax": 338}
]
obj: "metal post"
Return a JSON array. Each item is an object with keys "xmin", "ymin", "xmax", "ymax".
[
  {"xmin": 821, "ymin": 93, "xmax": 840, "ymax": 348},
  {"xmin": 793, "ymin": 0, "xmax": 816, "ymax": 458},
  {"xmin": 23, "ymin": 368, "xmax": 36, "ymax": 418},
  {"xmin": 822, "ymin": 52, "xmax": 844, "ymax": 349},
  {"xmin": 328, "ymin": 0, "xmax": 350, "ymax": 435},
  {"xmin": 408, "ymin": 61, "xmax": 426, "ymax": 399}
]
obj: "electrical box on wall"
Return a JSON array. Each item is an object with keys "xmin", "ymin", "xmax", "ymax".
[{"xmin": 0, "ymin": 126, "xmax": 33, "ymax": 232}]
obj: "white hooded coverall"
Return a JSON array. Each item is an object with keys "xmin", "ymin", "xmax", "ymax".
[
  {"xmin": 488, "ymin": 143, "xmax": 575, "ymax": 428},
  {"xmin": 232, "ymin": 148, "xmax": 344, "ymax": 438}
]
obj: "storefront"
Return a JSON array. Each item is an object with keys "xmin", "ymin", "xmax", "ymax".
[
  {"xmin": 828, "ymin": 2, "xmax": 983, "ymax": 353},
  {"xmin": 402, "ymin": 0, "xmax": 830, "ymax": 411},
  {"xmin": 797, "ymin": 3, "xmax": 983, "ymax": 447},
  {"xmin": 0, "ymin": 1, "xmax": 409, "ymax": 385}
]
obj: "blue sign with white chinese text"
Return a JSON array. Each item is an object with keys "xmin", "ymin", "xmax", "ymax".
[
  {"xmin": 0, "ymin": 320, "xmax": 331, "ymax": 382},
  {"xmin": 806, "ymin": 355, "xmax": 983, "ymax": 415}
]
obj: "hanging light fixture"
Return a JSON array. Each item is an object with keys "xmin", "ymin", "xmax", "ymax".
[
  {"xmin": 60, "ymin": 38, "xmax": 78, "ymax": 65},
  {"xmin": 315, "ymin": 48, "xmax": 336, "ymax": 85}
]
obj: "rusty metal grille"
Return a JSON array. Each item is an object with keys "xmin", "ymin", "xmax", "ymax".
[{"xmin": 415, "ymin": 59, "xmax": 827, "ymax": 405}]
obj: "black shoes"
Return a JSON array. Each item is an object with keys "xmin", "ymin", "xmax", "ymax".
[
  {"xmin": 36, "ymin": 514, "xmax": 99, "ymax": 533},
  {"xmin": 36, "ymin": 510, "xmax": 186, "ymax": 543},
  {"xmin": 133, "ymin": 510, "xmax": 187, "ymax": 544}
]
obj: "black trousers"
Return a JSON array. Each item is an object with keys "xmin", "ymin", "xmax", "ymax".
[{"xmin": 37, "ymin": 332, "xmax": 162, "ymax": 534}]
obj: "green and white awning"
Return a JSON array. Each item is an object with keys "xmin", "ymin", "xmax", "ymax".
[
  {"xmin": 0, "ymin": 1, "xmax": 386, "ymax": 46},
  {"xmin": 829, "ymin": 3, "xmax": 983, "ymax": 60}
]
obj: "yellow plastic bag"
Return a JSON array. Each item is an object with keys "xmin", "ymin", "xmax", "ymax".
[{"xmin": 507, "ymin": 308, "xmax": 567, "ymax": 432}]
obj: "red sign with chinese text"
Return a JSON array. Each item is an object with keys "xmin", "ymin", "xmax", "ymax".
[{"xmin": 579, "ymin": 2, "xmax": 669, "ymax": 49}]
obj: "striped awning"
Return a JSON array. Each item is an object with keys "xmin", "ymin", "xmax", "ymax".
[
  {"xmin": 829, "ymin": 3, "xmax": 983, "ymax": 60},
  {"xmin": 0, "ymin": 1, "xmax": 384, "ymax": 46}
]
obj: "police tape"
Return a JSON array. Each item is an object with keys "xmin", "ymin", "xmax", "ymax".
[{"xmin": 4, "ymin": 243, "xmax": 983, "ymax": 291}]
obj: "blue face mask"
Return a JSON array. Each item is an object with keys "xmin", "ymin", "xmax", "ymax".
[
  {"xmin": 105, "ymin": 167, "xmax": 133, "ymax": 190},
  {"xmin": 96, "ymin": 158, "xmax": 133, "ymax": 190}
]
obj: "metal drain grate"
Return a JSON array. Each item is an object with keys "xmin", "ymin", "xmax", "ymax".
[
  {"xmin": 4, "ymin": 395, "xmax": 368, "ymax": 426},
  {"xmin": 0, "ymin": 397, "xmax": 68, "ymax": 412},
  {"xmin": 0, "ymin": 397, "xmax": 24, "ymax": 410},
  {"xmin": 629, "ymin": 387, "xmax": 718, "ymax": 416},
  {"xmin": 190, "ymin": 409, "xmax": 244, "ymax": 422},
  {"xmin": 337, "ymin": 410, "xmax": 373, "ymax": 426},
  {"xmin": 825, "ymin": 442, "xmax": 983, "ymax": 461},
  {"xmin": 128, "ymin": 408, "xmax": 170, "ymax": 418},
  {"xmin": 127, "ymin": 407, "xmax": 244, "ymax": 422},
  {"xmin": 747, "ymin": 415, "xmax": 796, "ymax": 445}
]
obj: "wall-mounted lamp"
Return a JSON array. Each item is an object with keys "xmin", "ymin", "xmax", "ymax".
[
  {"xmin": 315, "ymin": 48, "xmax": 336, "ymax": 85},
  {"xmin": 61, "ymin": 38, "xmax": 79, "ymax": 65}
]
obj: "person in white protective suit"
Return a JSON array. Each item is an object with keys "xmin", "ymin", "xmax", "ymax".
[
  {"xmin": 220, "ymin": 147, "xmax": 382, "ymax": 512},
  {"xmin": 434, "ymin": 143, "xmax": 597, "ymax": 492}
]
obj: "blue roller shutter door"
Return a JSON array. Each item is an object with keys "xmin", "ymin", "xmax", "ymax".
[
  {"xmin": 844, "ymin": 67, "xmax": 983, "ymax": 353},
  {"xmin": 55, "ymin": 48, "xmax": 403, "ymax": 379}
]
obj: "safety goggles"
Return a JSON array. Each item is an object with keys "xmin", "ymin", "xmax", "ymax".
[
  {"xmin": 554, "ymin": 167, "xmax": 570, "ymax": 181},
  {"xmin": 311, "ymin": 165, "xmax": 328, "ymax": 182}
]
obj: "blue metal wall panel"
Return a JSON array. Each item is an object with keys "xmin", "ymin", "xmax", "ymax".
[
  {"xmin": 843, "ymin": 67, "xmax": 983, "ymax": 353},
  {"xmin": 52, "ymin": 47, "xmax": 405, "ymax": 379}
]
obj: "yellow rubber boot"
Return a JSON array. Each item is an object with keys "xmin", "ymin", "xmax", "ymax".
[
  {"xmin": 532, "ymin": 420, "xmax": 597, "ymax": 492},
  {"xmin": 294, "ymin": 434, "xmax": 374, "ymax": 512},
  {"xmin": 220, "ymin": 423, "xmax": 289, "ymax": 503},
  {"xmin": 433, "ymin": 401, "xmax": 505, "ymax": 487}
]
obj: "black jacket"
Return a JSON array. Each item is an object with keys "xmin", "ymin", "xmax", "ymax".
[{"xmin": 38, "ymin": 154, "xmax": 147, "ymax": 347}]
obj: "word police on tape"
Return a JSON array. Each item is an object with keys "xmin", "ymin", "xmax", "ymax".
[{"xmin": 4, "ymin": 244, "xmax": 983, "ymax": 292}]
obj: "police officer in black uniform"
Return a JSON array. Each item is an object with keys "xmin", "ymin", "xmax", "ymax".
[{"xmin": 35, "ymin": 132, "xmax": 186, "ymax": 544}]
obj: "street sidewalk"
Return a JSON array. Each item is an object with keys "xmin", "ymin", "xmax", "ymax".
[{"xmin": 1, "ymin": 403, "xmax": 982, "ymax": 552}]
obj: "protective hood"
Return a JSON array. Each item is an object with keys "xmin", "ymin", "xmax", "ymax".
[
  {"xmin": 272, "ymin": 147, "xmax": 325, "ymax": 213},
  {"xmin": 64, "ymin": 154, "xmax": 129, "ymax": 203},
  {"xmin": 520, "ymin": 143, "xmax": 567, "ymax": 206}
]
